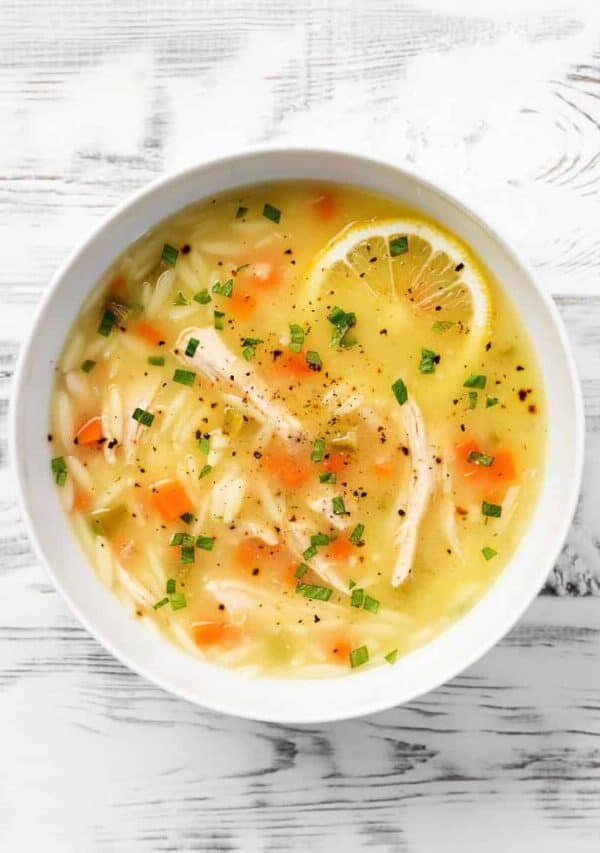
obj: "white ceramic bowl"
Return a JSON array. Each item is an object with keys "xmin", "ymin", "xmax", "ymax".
[{"xmin": 11, "ymin": 148, "xmax": 584, "ymax": 723}]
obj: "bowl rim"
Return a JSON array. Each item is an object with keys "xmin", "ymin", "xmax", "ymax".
[{"xmin": 10, "ymin": 145, "xmax": 585, "ymax": 723}]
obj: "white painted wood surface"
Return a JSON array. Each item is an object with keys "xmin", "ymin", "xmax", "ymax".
[{"xmin": 2, "ymin": 1, "xmax": 600, "ymax": 849}]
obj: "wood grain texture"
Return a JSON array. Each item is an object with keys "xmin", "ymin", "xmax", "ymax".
[{"xmin": 1, "ymin": 1, "xmax": 600, "ymax": 850}]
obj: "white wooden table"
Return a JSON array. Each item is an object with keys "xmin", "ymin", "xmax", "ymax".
[{"xmin": 2, "ymin": 2, "xmax": 600, "ymax": 850}]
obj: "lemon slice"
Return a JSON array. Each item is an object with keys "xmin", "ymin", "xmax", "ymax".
[{"xmin": 304, "ymin": 217, "xmax": 491, "ymax": 356}]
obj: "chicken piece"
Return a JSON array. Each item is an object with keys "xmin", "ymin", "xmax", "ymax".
[
  {"xmin": 392, "ymin": 398, "xmax": 434, "ymax": 586},
  {"xmin": 286, "ymin": 517, "xmax": 349, "ymax": 595},
  {"xmin": 176, "ymin": 327, "xmax": 303, "ymax": 441}
]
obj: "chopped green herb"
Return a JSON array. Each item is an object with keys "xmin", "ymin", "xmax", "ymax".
[
  {"xmin": 327, "ymin": 306, "xmax": 357, "ymax": 348},
  {"xmin": 173, "ymin": 290, "xmax": 188, "ymax": 305},
  {"xmin": 363, "ymin": 595, "xmax": 380, "ymax": 614},
  {"xmin": 332, "ymin": 495, "xmax": 346, "ymax": 515},
  {"xmin": 468, "ymin": 391, "xmax": 478, "ymax": 409},
  {"xmin": 51, "ymin": 456, "xmax": 67, "ymax": 486},
  {"xmin": 199, "ymin": 464, "xmax": 212, "ymax": 479},
  {"xmin": 302, "ymin": 544, "xmax": 318, "ymax": 561},
  {"xmin": 432, "ymin": 320, "xmax": 455, "ymax": 333},
  {"xmin": 81, "ymin": 359, "xmax": 96, "ymax": 373},
  {"xmin": 306, "ymin": 350, "xmax": 322, "ymax": 370},
  {"xmin": 235, "ymin": 263, "xmax": 250, "ymax": 273},
  {"xmin": 482, "ymin": 546, "xmax": 498, "ymax": 561},
  {"xmin": 295, "ymin": 563, "xmax": 309, "ymax": 579},
  {"xmin": 147, "ymin": 356, "xmax": 165, "ymax": 366},
  {"xmin": 384, "ymin": 648, "xmax": 398, "ymax": 664},
  {"xmin": 196, "ymin": 535, "xmax": 215, "ymax": 551},
  {"xmin": 486, "ymin": 396, "xmax": 499, "ymax": 408},
  {"xmin": 296, "ymin": 582, "xmax": 332, "ymax": 601},
  {"xmin": 389, "ymin": 235, "xmax": 408, "ymax": 256},
  {"xmin": 350, "ymin": 645, "xmax": 369, "ymax": 668},
  {"xmin": 193, "ymin": 288, "xmax": 212, "ymax": 304},
  {"xmin": 349, "ymin": 523, "xmax": 364, "ymax": 545},
  {"xmin": 169, "ymin": 591, "xmax": 187, "ymax": 610},
  {"xmin": 482, "ymin": 500, "xmax": 502, "ymax": 518},
  {"xmin": 170, "ymin": 532, "xmax": 194, "ymax": 546},
  {"xmin": 153, "ymin": 597, "xmax": 169, "ymax": 610},
  {"xmin": 212, "ymin": 279, "xmax": 233, "ymax": 298},
  {"xmin": 173, "ymin": 369, "xmax": 196, "ymax": 387},
  {"xmin": 319, "ymin": 471, "xmax": 336, "ymax": 484},
  {"xmin": 351, "ymin": 587, "xmax": 364, "ymax": 608},
  {"xmin": 311, "ymin": 437, "xmax": 325, "ymax": 462},
  {"xmin": 242, "ymin": 337, "xmax": 263, "ymax": 360},
  {"xmin": 468, "ymin": 450, "xmax": 494, "ymax": 467},
  {"xmin": 180, "ymin": 512, "xmax": 194, "ymax": 524},
  {"xmin": 263, "ymin": 202, "xmax": 281, "ymax": 224},
  {"xmin": 289, "ymin": 323, "xmax": 304, "ymax": 353},
  {"xmin": 214, "ymin": 309, "xmax": 225, "ymax": 330},
  {"xmin": 166, "ymin": 578, "xmax": 176, "ymax": 595},
  {"xmin": 181, "ymin": 544, "xmax": 195, "ymax": 564},
  {"xmin": 391, "ymin": 377, "xmax": 408, "ymax": 406},
  {"xmin": 464, "ymin": 374, "xmax": 487, "ymax": 389},
  {"xmin": 328, "ymin": 306, "xmax": 352, "ymax": 326},
  {"xmin": 338, "ymin": 328, "xmax": 357, "ymax": 348},
  {"xmin": 98, "ymin": 309, "xmax": 116, "ymax": 337},
  {"xmin": 236, "ymin": 205, "xmax": 248, "ymax": 219},
  {"xmin": 161, "ymin": 243, "xmax": 179, "ymax": 267},
  {"xmin": 349, "ymin": 579, "xmax": 357, "ymax": 589},
  {"xmin": 310, "ymin": 532, "xmax": 330, "ymax": 547},
  {"xmin": 132, "ymin": 407, "xmax": 154, "ymax": 427},
  {"xmin": 185, "ymin": 337, "xmax": 200, "ymax": 357},
  {"xmin": 419, "ymin": 348, "xmax": 439, "ymax": 374},
  {"xmin": 198, "ymin": 435, "xmax": 210, "ymax": 455}
]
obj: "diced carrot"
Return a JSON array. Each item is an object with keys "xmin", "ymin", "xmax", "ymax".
[
  {"xmin": 234, "ymin": 536, "xmax": 297, "ymax": 586},
  {"xmin": 275, "ymin": 351, "xmax": 314, "ymax": 378},
  {"xmin": 136, "ymin": 321, "xmax": 165, "ymax": 347},
  {"xmin": 261, "ymin": 448, "xmax": 312, "ymax": 490},
  {"xmin": 284, "ymin": 561, "xmax": 302, "ymax": 587},
  {"xmin": 75, "ymin": 416, "xmax": 104, "ymax": 446},
  {"xmin": 234, "ymin": 537, "xmax": 280, "ymax": 568},
  {"xmin": 150, "ymin": 479, "xmax": 194, "ymax": 522},
  {"xmin": 326, "ymin": 537, "xmax": 355, "ymax": 562},
  {"xmin": 228, "ymin": 251, "xmax": 286, "ymax": 319},
  {"xmin": 372, "ymin": 459, "xmax": 397, "ymax": 478},
  {"xmin": 328, "ymin": 637, "xmax": 352, "ymax": 663},
  {"xmin": 110, "ymin": 275, "xmax": 127, "ymax": 294},
  {"xmin": 192, "ymin": 622, "xmax": 242, "ymax": 648},
  {"xmin": 230, "ymin": 290, "xmax": 257, "ymax": 319},
  {"xmin": 72, "ymin": 487, "xmax": 91, "ymax": 511},
  {"xmin": 313, "ymin": 192, "xmax": 336, "ymax": 221},
  {"xmin": 322, "ymin": 451, "xmax": 351, "ymax": 476},
  {"xmin": 455, "ymin": 439, "xmax": 516, "ymax": 499},
  {"xmin": 192, "ymin": 623, "xmax": 225, "ymax": 646}
]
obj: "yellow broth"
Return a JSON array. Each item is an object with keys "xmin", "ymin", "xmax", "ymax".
[{"xmin": 49, "ymin": 182, "xmax": 546, "ymax": 676}]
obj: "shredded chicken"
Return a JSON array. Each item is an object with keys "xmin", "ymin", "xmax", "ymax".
[
  {"xmin": 392, "ymin": 398, "xmax": 434, "ymax": 586},
  {"xmin": 306, "ymin": 494, "xmax": 352, "ymax": 531},
  {"xmin": 210, "ymin": 465, "xmax": 247, "ymax": 523},
  {"xmin": 437, "ymin": 451, "xmax": 463, "ymax": 560},
  {"xmin": 176, "ymin": 327, "xmax": 303, "ymax": 441},
  {"xmin": 285, "ymin": 517, "xmax": 349, "ymax": 595}
]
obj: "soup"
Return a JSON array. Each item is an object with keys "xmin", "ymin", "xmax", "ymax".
[{"xmin": 48, "ymin": 182, "xmax": 546, "ymax": 676}]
